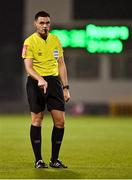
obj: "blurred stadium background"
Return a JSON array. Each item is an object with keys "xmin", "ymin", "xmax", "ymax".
[
  {"xmin": 0, "ymin": 0, "xmax": 132, "ymax": 116},
  {"xmin": 0, "ymin": 0, "xmax": 132, "ymax": 179}
]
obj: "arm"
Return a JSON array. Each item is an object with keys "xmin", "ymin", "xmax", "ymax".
[
  {"xmin": 58, "ymin": 57, "xmax": 70, "ymax": 102},
  {"xmin": 24, "ymin": 58, "xmax": 47, "ymax": 93}
]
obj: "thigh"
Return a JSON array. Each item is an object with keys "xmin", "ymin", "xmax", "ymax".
[
  {"xmin": 26, "ymin": 76, "xmax": 46, "ymax": 113},
  {"xmin": 47, "ymin": 76, "xmax": 65, "ymax": 112}
]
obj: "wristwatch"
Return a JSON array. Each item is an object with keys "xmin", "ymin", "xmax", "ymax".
[{"xmin": 63, "ymin": 85, "xmax": 69, "ymax": 90}]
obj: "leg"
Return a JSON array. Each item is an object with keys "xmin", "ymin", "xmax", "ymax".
[
  {"xmin": 49, "ymin": 110, "xmax": 67, "ymax": 168},
  {"xmin": 26, "ymin": 76, "xmax": 48, "ymax": 168},
  {"xmin": 51, "ymin": 109, "xmax": 65, "ymax": 128},
  {"xmin": 30, "ymin": 112, "xmax": 48, "ymax": 168},
  {"xmin": 51, "ymin": 110, "xmax": 65, "ymax": 162},
  {"xmin": 30, "ymin": 111, "xmax": 43, "ymax": 163},
  {"xmin": 46, "ymin": 76, "xmax": 67, "ymax": 167},
  {"xmin": 31, "ymin": 111, "xmax": 44, "ymax": 126}
]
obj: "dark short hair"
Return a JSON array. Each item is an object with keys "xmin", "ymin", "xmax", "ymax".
[{"xmin": 35, "ymin": 11, "xmax": 50, "ymax": 20}]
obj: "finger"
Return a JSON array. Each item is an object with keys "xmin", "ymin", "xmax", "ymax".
[
  {"xmin": 65, "ymin": 98, "xmax": 70, "ymax": 102},
  {"xmin": 44, "ymin": 86, "xmax": 46, "ymax": 94}
]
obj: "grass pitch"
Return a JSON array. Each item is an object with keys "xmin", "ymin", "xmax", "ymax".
[{"xmin": 0, "ymin": 114, "xmax": 132, "ymax": 179}]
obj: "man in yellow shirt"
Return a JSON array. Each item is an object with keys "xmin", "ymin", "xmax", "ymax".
[{"xmin": 22, "ymin": 11, "xmax": 70, "ymax": 168}]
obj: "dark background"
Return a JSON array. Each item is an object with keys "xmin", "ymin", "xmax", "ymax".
[
  {"xmin": 0, "ymin": 0, "xmax": 132, "ymax": 113},
  {"xmin": 0, "ymin": 0, "xmax": 24, "ymax": 102},
  {"xmin": 73, "ymin": 0, "xmax": 132, "ymax": 19}
]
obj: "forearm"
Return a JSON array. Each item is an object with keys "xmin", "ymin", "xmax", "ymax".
[
  {"xmin": 58, "ymin": 58, "xmax": 69, "ymax": 87},
  {"xmin": 24, "ymin": 58, "xmax": 47, "ymax": 92},
  {"xmin": 58, "ymin": 57, "xmax": 70, "ymax": 102},
  {"xmin": 26, "ymin": 67, "xmax": 43, "ymax": 81},
  {"xmin": 24, "ymin": 59, "xmax": 43, "ymax": 81}
]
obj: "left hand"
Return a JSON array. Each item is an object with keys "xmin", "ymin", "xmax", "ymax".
[{"xmin": 63, "ymin": 89, "xmax": 70, "ymax": 102}]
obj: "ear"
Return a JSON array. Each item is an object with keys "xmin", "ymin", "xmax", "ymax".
[{"xmin": 34, "ymin": 21, "xmax": 37, "ymax": 28}]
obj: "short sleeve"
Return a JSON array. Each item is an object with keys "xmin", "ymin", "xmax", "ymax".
[{"xmin": 55, "ymin": 36, "xmax": 64, "ymax": 58}]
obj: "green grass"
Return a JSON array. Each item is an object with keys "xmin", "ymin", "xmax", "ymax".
[{"xmin": 0, "ymin": 114, "xmax": 132, "ymax": 179}]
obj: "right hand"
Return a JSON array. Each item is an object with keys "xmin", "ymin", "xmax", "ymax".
[{"xmin": 38, "ymin": 77, "xmax": 48, "ymax": 94}]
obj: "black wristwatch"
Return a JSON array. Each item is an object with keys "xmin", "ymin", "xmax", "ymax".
[{"xmin": 63, "ymin": 85, "xmax": 69, "ymax": 90}]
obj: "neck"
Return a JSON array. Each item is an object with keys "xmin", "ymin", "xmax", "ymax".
[
  {"xmin": 42, "ymin": 35, "xmax": 47, "ymax": 40},
  {"xmin": 37, "ymin": 32, "xmax": 49, "ymax": 40}
]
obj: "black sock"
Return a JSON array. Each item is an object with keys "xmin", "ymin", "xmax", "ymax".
[
  {"xmin": 30, "ymin": 125, "xmax": 42, "ymax": 163},
  {"xmin": 51, "ymin": 126, "xmax": 64, "ymax": 162}
]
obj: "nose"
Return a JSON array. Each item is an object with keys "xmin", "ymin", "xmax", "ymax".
[{"xmin": 43, "ymin": 23, "xmax": 47, "ymax": 27}]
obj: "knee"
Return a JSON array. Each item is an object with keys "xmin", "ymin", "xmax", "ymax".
[
  {"xmin": 54, "ymin": 119, "xmax": 65, "ymax": 128},
  {"xmin": 31, "ymin": 113, "xmax": 43, "ymax": 126}
]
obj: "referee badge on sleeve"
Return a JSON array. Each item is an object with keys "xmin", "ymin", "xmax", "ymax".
[
  {"xmin": 53, "ymin": 49, "xmax": 59, "ymax": 60},
  {"xmin": 22, "ymin": 45, "xmax": 28, "ymax": 57}
]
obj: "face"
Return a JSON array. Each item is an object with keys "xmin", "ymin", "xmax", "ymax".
[{"xmin": 34, "ymin": 16, "xmax": 51, "ymax": 36}]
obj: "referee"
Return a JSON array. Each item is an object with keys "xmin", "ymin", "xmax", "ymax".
[{"xmin": 22, "ymin": 11, "xmax": 70, "ymax": 168}]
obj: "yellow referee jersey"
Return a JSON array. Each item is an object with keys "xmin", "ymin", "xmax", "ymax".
[{"xmin": 22, "ymin": 32, "xmax": 64, "ymax": 76}]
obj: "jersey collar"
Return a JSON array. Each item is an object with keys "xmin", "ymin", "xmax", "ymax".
[{"xmin": 35, "ymin": 32, "xmax": 51, "ymax": 41}]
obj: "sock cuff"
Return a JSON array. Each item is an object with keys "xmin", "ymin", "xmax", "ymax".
[
  {"xmin": 53, "ymin": 126, "xmax": 64, "ymax": 131},
  {"xmin": 31, "ymin": 124, "xmax": 41, "ymax": 129}
]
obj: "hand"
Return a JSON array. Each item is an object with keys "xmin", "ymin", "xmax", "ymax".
[
  {"xmin": 63, "ymin": 89, "xmax": 70, "ymax": 102},
  {"xmin": 38, "ymin": 77, "xmax": 48, "ymax": 94}
]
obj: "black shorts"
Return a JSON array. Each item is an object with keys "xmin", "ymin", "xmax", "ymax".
[{"xmin": 26, "ymin": 76, "xmax": 65, "ymax": 113}]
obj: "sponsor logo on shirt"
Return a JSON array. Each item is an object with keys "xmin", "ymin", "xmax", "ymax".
[{"xmin": 38, "ymin": 49, "xmax": 42, "ymax": 56}]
